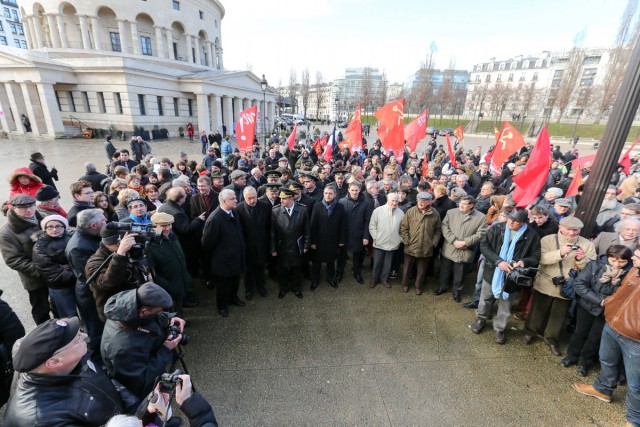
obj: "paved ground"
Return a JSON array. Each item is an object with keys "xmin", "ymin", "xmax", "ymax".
[{"xmin": 0, "ymin": 134, "xmax": 628, "ymax": 426}]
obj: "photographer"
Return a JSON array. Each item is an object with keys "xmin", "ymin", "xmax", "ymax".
[
  {"xmin": 523, "ymin": 216, "xmax": 596, "ymax": 355},
  {"xmin": 85, "ymin": 225, "xmax": 150, "ymax": 322},
  {"xmin": 101, "ymin": 283, "xmax": 185, "ymax": 400},
  {"xmin": 470, "ymin": 208, "xmax": 541, "ymax": 344}
]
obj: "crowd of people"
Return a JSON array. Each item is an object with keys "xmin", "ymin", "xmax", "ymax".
[{"xmin": 0, "ymin": 128, "xmax": 639, "ymax": 426}]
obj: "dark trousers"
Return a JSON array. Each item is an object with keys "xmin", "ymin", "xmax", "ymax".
[
  {"xmin": 337, "ymin": 248, "xmax": 365, "ymax": 275},
  {"xmin": 312, "ymin": 260, "xmax": 335, "ymax": 283},
  {"xmin": 213, "ymin": 275, "xmax": 240, "ymax": 310},
  {"xmin": 172, "ymin": 295, "xmax": 184, "ymax": 319},
  {"xmin": 391, "ymin": 244, "xmax": 404, "ymax": 273},
  {"xmin": 438, "ymin": 256, "xmax": 467, "ymax": 293},
  {"xmin": 267, "ymin": 254, "xmax": 278, "ymax": 279},
  {"xmin": 402, "ymin": 254, "xmax": 428, "ymax": 290},
  {"xmin": 28, "ymin": 287, "xmax": 51, "ymax": 325},
  {"xmin": 244, "ymin": 263, "xmax": 266, "ymax": 293},
  {"xmin": 278, "ymin": 264, "xmax": 302, "ymax": 293},
  {"xmin": 566, "ymin": 304, "xmax": 606, "ymax": 366},
  {"xmin": 524, "ymin": 290, "xmax": 572, "ymax": 345},
  {"xmin": 372, "ymin": 248, "xmax": 394, "ymax": 283}
]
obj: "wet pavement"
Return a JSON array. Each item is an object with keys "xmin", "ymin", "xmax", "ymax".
[{"xmin": 0, "ymin": 134, "xmax": 626, "ymax": 426}]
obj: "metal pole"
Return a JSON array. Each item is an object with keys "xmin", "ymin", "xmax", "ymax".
[
  {"xmin": 263, "ymin": 91, "xmax": 267, "ymax": 153},
  {"xmin": 575, "ymin": 36, "xmax": 640, "ymax": 237}
]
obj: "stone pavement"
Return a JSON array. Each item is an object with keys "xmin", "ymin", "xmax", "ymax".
[{"xmin": 0, "ymin": 135, "xmax": 626, "ymax": 426}]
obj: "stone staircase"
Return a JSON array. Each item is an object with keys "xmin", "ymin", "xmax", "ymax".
[{"xmin": 63, "ymin": 125, "xmax": 83, "ymax": 138}]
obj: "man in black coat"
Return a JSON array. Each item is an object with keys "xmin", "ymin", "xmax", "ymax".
[
  {"xmin": 236, "ymin": 186, "xmax": 271, "ymax": 300},
  {"xmin": 309, "ymin": 185, "xmax": 346, "ymax": 290},
  {"xmin": 201, "ymin": 189, "xmax": 246, "ymax": 317},
  {"xmin": 78, "ymin": 162, "xmax": 109, "ymax": 192},
  {"xmin": 271, "ymin": 187, "xmax": 310, "ymax": 299},
  {"xmin": 110, "ymin": 149, "xmax": 139, "ymax": 174},
  {"xmin": 337, "ymin": 182, "xmax": 373, "ymax": 284},
  {"xmin": 28, "ymin": 152, "xmax": 58, "ymax": 189}
]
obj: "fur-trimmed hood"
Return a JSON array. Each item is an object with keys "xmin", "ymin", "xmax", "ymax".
[{"xmin": 9, "ymin": 167, "xmax": 42, "ymax": 187}]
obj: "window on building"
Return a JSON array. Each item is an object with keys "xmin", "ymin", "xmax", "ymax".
[
  {"xmin": 20, "ymin": 40, "xmax": 26, "ymax": 49},
  {"xmin": 11, "ymin": 10, "xmax": 18, "ymax": 22},
  {"xmin": 199, "ymin": 10, "xmax": 204, "ymax": 19},
  {"xmin": 97, "ymin": 92, "xmax": 106, "ymax": 113},
  {"xmin": 187, "ymin": 99, "xmax": 193, "ymax": 116},
  {"xmin": 535, "ymin": 59, "xmax": 543, "ymax": 68},
  {"xmin": 499, "ymin": 62, "xmax": 505, "ymax": 70},
  {"xmin": 475, "ymin": 64, "xmax": 482, "ymax": 72},
  {"xmin": 485, "ymin": 75, "xmax": 491, "ymax": 83},
  {"xmin": 508, "ymin": 73, "xmax": 513, "ymax": 82},
  {"xmin": 9, "ymin": 23, "xmax": 16, "ymax": 34},
  {"xmin": 0, "ymin": 21, "xmax": 3, "ymax": 31},
  {"xmin": 54, "ymin": 91, "xmax": 62, "ymax": 111},
  {"xmin": 3, "ymin": 8, "xmax": 10, "ymax": 19},
  {"xmin": 532, "ymin": 72, "xmax": 539, "ymax": 81},
  {"xmin": 172, "ymin": 1, "xmax": 180, "ymax": 10},
  {"xmin": 82, "ymin": 91, "xmax": 91, "ymax": 113},
  {"xmin": 110, "ymin": 32, "xmax": 121, "ymax": 52},
  {"xmin": 487, "ymin": 63, "xmax": 494, "ymax": 71},
  {"xmin": 157, "ymin": 96, "xmax": 163, "ymax": 116},
  {"xmin": 68, "ymin": 92, "xmax": 76, "ymax": 113},
  {"xmin": 13, "ymin": 38, "xmax": 20, "ymax": 48},
  {"xmin": 138, "ymin": 94, "xmax": 146, "ymax": 115},
  {"xmin": 475, "ymin": 75, "xmax": 481, "ymax": 82},
  {"xmin": 0, "ymin": 36, "xmax": 6, "ymax": 46},
  {"xmin": 16, "ymin": 24, "xmax": 23, "ymax": 35},
  {"xmin": 510, "ymin": 61, "xmax": 517, "ymax": 70},
  {"xmin": 554, "ymin": 70, "xmax": 564, "ymax": 78},
  {"xmin": 496, "ymin": 74, "xmax": 502, "ymax": 82},
  {"xmin": 522, "ymin": 60, "xmax": 529, "ymax": 69},
  {"xmin": 114, "ymin": 92, "xmax": 123, "ymax": 114},
  {"xmin": 141, "ymin": 36, "xmax": 152, "ymax": 55},
  {"xmin": 173, "ymin": 97, "xmax": 179, "ymax": 116},
  {"xmin": 582, "ymin": 68, "xmax": 597, "ymax": 77}
]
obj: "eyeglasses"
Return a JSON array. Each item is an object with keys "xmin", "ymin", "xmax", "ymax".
[{"xmin": 45, "ymin": 225, "xmax": 65, "ymax": 230}]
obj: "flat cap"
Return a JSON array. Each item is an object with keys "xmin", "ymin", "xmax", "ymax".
[
  {"xmin": 416, "ymin": 192, "xmax": 433, "ymax": 200},
  {"xmin": 35, "ymin": 185, "xmax": 60, "ymax": 202},
  {"xmin": 13, "ymin": 317, "xmax": 81, "ymax": 372},
  {"xmin": 151, "ymin": 212, "xmax": 174, "ymax": 225},
  {"xmin": 554, "ymin": 198, "xmax": 572, "ymax": 207},
  {"xmin": 230, "ymin": 170, "xmax": 247, "ymax": 180},
  {"xmin": 137, "ymin": 282, "xmax": 173, "ymax": 309},
  {"xmin": 10, "ymin": 194, "xmax": 36, "ymax": 207},
  {"xmin": 100, "ymin": 224, "xmax": 120, "ymax": 245},
  {"xmin": 560, "ymin": 216, "xmax": 584, "ymax": 229},
  {"xmin": 507, "ymin": 207, "xmax": 529, "ymax": 223}
]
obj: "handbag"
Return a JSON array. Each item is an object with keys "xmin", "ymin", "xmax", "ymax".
[{"xmin": 555, "ymin": 235, "xmax": 578, "ymax": 299}]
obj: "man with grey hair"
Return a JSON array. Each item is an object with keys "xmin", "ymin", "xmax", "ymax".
[
  {"xmin": 536, "ymin": 187, "xmax": 564, "ymax": 216},
  {"xmin": 596, "ymin": 186, "xmax": 623, "ymax": 227},
  {"xmin": 248, "ymin": 167, "xmax": 264, "ymax": 189},
  {"xmin": 453, "ymin": 173, "xmax": 477, "ymax": 197},
  {"xmin": 364, "ymin": 180, "xmax": 386, "ymax": 209},
  {"xmin": 172, "ymin": 177, "xmax": 194, "ymax": 218},
  {"xmin": 202, "ymin": 189, "xmax": 246, "ymax": 317},
  {"xmin": 79, "ymin": 162, "xmax": 109, "ymax": 192},
  {"xmin": 66, "ymin": 208, "xmax": 107, "ymax": 350},
  {"xmin": 369, "ymin": 192, "xmax": 404, "ymax": 288},
  {"xmin": 592, "ymin": 218, "xmax": 640, "ymax": 256}
]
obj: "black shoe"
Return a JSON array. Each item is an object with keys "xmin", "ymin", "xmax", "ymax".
[
  {"xmin": 294, "ymin": 291, "xmax": 303, "ymax": 299},
  {"xmin": 577, "ymin": 365, "xmax": 589, "ymax": 377},
  {"xmin": 245, "ymin": 292, "xmax": 253, "ymax": 301},
  {"xmin": 434, "ymin": 288, "xmax": 447, "ymax": 296},
  {"xmin": 329, "ymin": 279, "xmax": 338, "ymax": 289},
  {"xmin": 232, "ymin": 298, "xmax": 245, "ymax": 307},
  {"xmin": 183, "ymin": 298, "xmax": 198, "ymax": 308},
  {"xmin": 258, "ymin": 288, "xmax": 267, "ymax": 298},
  {"xmin": 353, "ymin": 273, "xmax": 364, "ymax": 284},
  {"xmin": 560, "ymin": 357, "xmax": 576, "ymax": 368},
  {"xmin": 219, "ymin": 309, "xmax": 228, "ymax": 317},
  {"xmin": 278, "ymin": 291, "xmax": 287, "ymax": 299},
  {"xmin": 310, "ymin": 281, "xmax": 319, "ymax": 291},
  {"xmin": 453, "ymin": 292, "xmax": 461, "ymax": 302},
  {"xmin": 462, "ymin": 301, "xmax": 478, "ymax": 309},
  {"xmin": 335, "ymin": 273, "xmax": 343, "ymax": 283}
]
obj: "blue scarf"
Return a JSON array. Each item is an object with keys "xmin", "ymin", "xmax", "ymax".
[
  {"xmin": 491, "ymin": 224, "xmax": 528, "ymax": 299},
  {"xmin": 322, "ymin": 198, "xmax": 337, "ymax": 217},
  {"xmin": 129, "ymin": 213, "xmax": 152, "ymax": 224}
]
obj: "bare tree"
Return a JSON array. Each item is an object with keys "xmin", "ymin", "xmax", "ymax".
[
  {"xmin": 554, "ymin": 32, "xmax": 586, "ymax": 123},
  {"xmin": 300, "ymin": 68, "xmax": 310, "ymax": 120},
  {"xmin": 287, "ymin": 69, "xmax": 298, "ymax": 114},
  {"xmin": 378, "ymin": 70, "xmax": 388, "ymax": 110},
  {"xmin": 315, "ymin": 71, "xmax": 323, "ymax": 120},
  {"xmin": 488, "ymin": 84, "xmax": 512, "ymax": 123},
  {"xmin": 436, "ymin": 68, "xmax": 455, "ymax": 121},
  {"xmin": 361, "ymin": 67, "xmax": 373, "ymax": 122},
  {"xmin": 594, "ymin": 0, "xmax": 638, "ymax": 123},
  {"xmin": 276, "ymin": 79, "xmax": 284, "ymax": 117}
]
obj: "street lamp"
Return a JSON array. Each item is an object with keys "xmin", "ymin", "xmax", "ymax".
[
  {"xmin": 334, "ymin": 96, "xmax": 339, "ymax": 127},
  {"xmin": 260, "ymin": 74, "xmax": 268, "ymax": 152}
]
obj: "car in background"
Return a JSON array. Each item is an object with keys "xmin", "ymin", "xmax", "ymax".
[
  {"xmin": 337, "ymin": 121, "xmax": 349, "ymax": 128},
  {"xmin": 439, "ymin": 128, "xmax": 454, "ymax": 136},
  {"xmin": 426, "ymin": 126, "xmax": 439, "ymax": 136}
]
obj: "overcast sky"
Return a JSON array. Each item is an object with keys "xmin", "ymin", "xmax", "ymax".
[{"xmin": 221, "ymin": 0, "xmax": 630, "ymax": 86}]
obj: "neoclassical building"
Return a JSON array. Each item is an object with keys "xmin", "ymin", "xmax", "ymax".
[{"xmin": 0, "ymin": 0, "xmax": 276, "ymax": 138}]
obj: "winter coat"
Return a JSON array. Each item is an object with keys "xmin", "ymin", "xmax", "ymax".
[
  {"xmin": 201, "ymin": 206, "xmax": 246, "ymax": 277},
  {"xmin": 191, "ymin": 190, "xmax": 219, "ymax": 218},
  {"xmin": 480, "ymin": 222, "xmax": 541, "ymax": 284},
  {"xmin": 32, "ymin": 230, "xmax": 75, "ymax": 289},
  {"xmin": 528, "ymin": 218, "xmax": 559, "ymax": 238},
  {"xmin": 574, "ymin": 255, "xmax": 632, "ymax": 316},
  {"xmin": 65, "ymin": 226, "xmax": 101, "ymax": 304},
  {"xmin": 28, "ymin": 161, "xmax": 58, "ymax": 189},
  {"xmin": 339, "ymin": 193, "xmax": 373, "ymax": 252},
  {"xmin": 78, "ymin": 170, "xmax": 109, "ymax": 192},
  {"xmin": 130, "ymin": 139, "xmax": 151, "ymax": 162},
  {"xmin": 369, "ymin": 204, "xmax": 404, "ymax": 251},
  {"xmin": 400, "ymin": 206, "xmax": 442, "ymax": 258},
  {"xmin": 433, "ymin": 194, "xmax": 457, "ymax": 220},
  {"xmin": 0, "ymin": 210, "xmax": 46, "ymax": 291},
  {"xmin": 147, "ymin": 232, "xmax": 191, "ymax": 299},
  {"xmin": 592, "ymin": 231, "xmax": 637, "ymax": 256},
  {"xmin": 310, "ymin": 201, "xmax": 346, "ymax": 262},
  {"xmin": 533, "ymin": 233, "xmax": 597, "ymax": 300},
  {"xmin": 441, "ymin": 208, "xmax": 486, "ymax": 263},
  {"xmin": 236, "ymin": 200, "xmax": 271, "ymax": 266},
  {"xmin": 7, "ymin": 167, "xmax": 44, "ymax": 203},
  {"xmin": 270, "ymin": 202, "xmax": 310, "ymax": 267},
  {"xmin": 100, "ymin": 288, "xmax": 173, "ymax": 399}
]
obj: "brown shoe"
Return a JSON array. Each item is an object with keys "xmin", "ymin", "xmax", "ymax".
[
  {"xmin": 402, "ymin": 285, "xmax": 409, "ymax": 293},
  {"xmin": 572, "ymin": 383, "xmax": 611, "ymax": 403},
  {"xmin": 382, "ymin": 282, "xmax": 391, "ymax": 289},
  {"xmin": 522, "ymin": 334, "xmax": 534, "ymax": 345},
  {"xmin": 369, "ymin": 281, "xmax": 377, "ymax": 289},
  {"xmin": 415, "ymin": 287, "xmax": 422, "ymax": 296}
]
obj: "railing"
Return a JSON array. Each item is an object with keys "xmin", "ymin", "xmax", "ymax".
[{"xmin": 65, "ymin": 115, "xmax": 90, "ymax": 131}]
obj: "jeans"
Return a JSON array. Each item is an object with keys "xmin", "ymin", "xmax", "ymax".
[
  {"xmin": 471, "ymin": 258, "xmax": 485, "ymax": 304},
  {"xmin": 593, "ymin": 324, "xmax": 640, "ymax": 426},
  {"xmin": 48, "ymin": 287, "xmax": 78, "ymax": 319}
]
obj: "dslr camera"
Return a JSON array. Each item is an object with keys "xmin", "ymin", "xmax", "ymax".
[
  {"xmin": 166, "ymin": 324, "xmax": 189, "ymax": 345},
  {"xmin": 507, "ymin": 267, "xmax": 539, "ymax": 287},
  {"xmin": 105, "ymin": 222, "xmax": 162, "ymax": 260},
  {"xmin": 158, "ymin": 369, "xmax": 184, "ymax": 393},
  {"xmin": 552, "ymin": 276, "xmax": 567, "ymax": 286}
]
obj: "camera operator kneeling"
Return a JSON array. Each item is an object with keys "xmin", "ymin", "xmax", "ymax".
[{"xmin": 101, "ymin": 283, "xmax": 186, "ymax": 400}]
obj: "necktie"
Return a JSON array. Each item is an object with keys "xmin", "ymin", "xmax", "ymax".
[{"xmin": 228, "ymin": 211, "xmax": 234, "ymax": 219}]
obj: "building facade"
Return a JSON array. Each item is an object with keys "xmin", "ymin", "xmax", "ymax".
[
  {"xmin": 1, "ymin": 0, "xmax": 27, "ymax": 49},
  {"xmin": 0, "ymin": 0, "xmax": 276, "ymax": 139}
]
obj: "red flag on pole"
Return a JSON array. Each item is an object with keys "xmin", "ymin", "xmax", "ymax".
[
  {"xmin": 404, "ymin": 109, "xmax": 428, "ymax": 152},
  {"xmin": 445, "ymin": 133, "xmax": 457, "ymax": 169},
  {"xmin": 512, "ymin": 125, "xmax": 551, "ymax": 208},
  {"xmin": 568, "ymin": 154, "xmax": 597, "ymax": 169},
  {"xmin": 375, "ymin": 99, "xmax": 405, "ymax": 158},
  {"xmin": 235, "ymin": 106, "xmax": 257, "ymax": 155},
  {"xmin": 287, "ymin": 123, "xmax": 298, "ymax": 150},
  {"xmin": 323, "ymin": 133, "xmax": 334, "ymax": 162},
  {"xmin": 421, "ymin": 152, "xmax": 428, "ymax": 177},
  {"xmin": 565, "ymin": 169, "xmax": 583, "ymax": 198},
  {"xmin": 454, "ymin": 125, "xmax": 464, "ymax": 143},
  {"xmin": 619, "ymin": 136, "xmax": 640, "ymax": 175},
  {"xmin": 344, "ymin": 103, "xmax": 363, "ymax": 151},
  {"xmin": 312, "ymin": 137, "xmax": 322, "ymax": 157},
  {"xmin": 490, "ymin": 121, "xmax": 525, "ymax": 174},
  {"xmin": 493, "ymin": 124, "xmax": 500, "ymax": 145}
]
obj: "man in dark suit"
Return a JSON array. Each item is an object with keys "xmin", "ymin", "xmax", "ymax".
[
  {"xmin": 236, "ymin": 186, "xmax": 271, "ymax": 300},
  {"xmin": 271, "ymin": 187, "xmax": 310, "ymax": 299},
  {"xmin": 201, "ymin": 189, "xmax": 246, "ymax": 317},
  {"xmin": 190, "ymin": 175, "xmax": 218, "ymax": 218},
  {"xmin": 109, "ymin": 149, "xmax": 139, "ymax": 174}
]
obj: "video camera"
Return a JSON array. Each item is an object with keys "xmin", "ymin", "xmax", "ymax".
[
  {"xmin": 505, "ymin": 267, "xmax": 539, "ymax": 292},
  {"xmin": 105, "ymin": 222, "xmax": 162, "ymax": 260}
]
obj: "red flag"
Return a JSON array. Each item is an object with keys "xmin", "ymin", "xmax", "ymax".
[
  {"xmin": 287, "ymin": 123, "xmax": 298, "ymax": 150},
  {"xmin": 322, "ymin": 134, "xmax": 334, "ymax": 162},
  {"xmin": 344, "ymin": 104, "xmax": 363, "ymax": 151},
  {"xmin": 312, "ymin": 137, "xmax": 322, "ymax": 157},
  {"xmin": 445, "ymin": 133, "xmax": 457, "ymax": 169},
  {"xmin": 375, "ymin": 99, "xmax": 405, "ymax": 158},
  {"xmin": 404, "ymin": 109, "xmax": 428, "ymax": 152},
  {"xmin": 320, "ymin": 134, "xmax": 327, "ymax": 148},
  {"xmin": 453, "ymin": 125, "xmax": 464, "ymax": 142},
  {"xmin": 619, "ymin": 136, "xmax": 640, "ymax": 175},
  {"xmin": 568, "ymin": 154, "xmax": 597, "ymax": 169},
  {"xmin": 565, "ymin": 169, "xmax": 583, "ymax": 198},
  {"xmin": 512, "ymin": 126, "xmax": 551, "ymax": 208},
  {"xmin": 235, "ymin": 106, "xmax": 257, "ymax": 155},
  {"xmin": 490, "ymin": 121, "xmax": 525, "ymax": 174},
  {"xmin": 421, "ymin": 152, "xmax": 428, "ymax": 177}
]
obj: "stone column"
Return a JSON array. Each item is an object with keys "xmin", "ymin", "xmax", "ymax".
[
  {"xmin": 5, "ymin": 83, "xmax": 24, "ymax": 134},
  {"xmin": 116, "ymin": 20, "xmax": 128, "ymax": 53},
  {"xmin": 193, "ymin": 37, "xmax": 201, "ymax": 65},
  {"xmin": 0, "ymin": 94, "xmax": 11, "ymax": 133},
  {"xmin": 222, "ymin": 96, "xmax": 233, "ymax": 134},
  {"xmin": 90, "ymin": 16, "xmax": 102, "ymax": 50},
  {"xmin": 22, "ymin": 16, "xmax": 34, "ymax": 49},
  {"xmin": 56, "ymin": 14, "xmax": 68, "ymax": 48},
  {"xmin": 37, "ymin": 83, "xmax": 65, "ymax": 137},
  {"xmin": 268, "ymin": 102, "xmax": 275, "ymax": 123},
  {"xmin": 233, "ymin": 97, "xmax": 242, "ymax": 122},
  {"xmin": 45, "ymin": 15, "xmax": 61, "ymax": 48},
  {"xmin": 130, "ymin": 21, "xmax": 141, "ymax": 55},
  {"xmin": 20, "ymin": 83, "xmax": 40, "ymax": 135},
  {"xmin": 185, "ymin": 35, "xmax": 192, "ymax": 62},
  {"xmin": 165, "ymin": 28, "xmax": 173, "ymax": 59},
  {"xmin": 77, "ymin": 15, "xmax": 91, "ymax": 49},
  {"xmin": 33, "ymin": 15, "xmax": 45, "ymax": 49},
  {"xmin": 196, "ymin": 94, "xmax": 210, "ymax": 134},
  {"xmin": 154, "ymin": 26, "xmax": 166, "ymax": 58},
  {"xmin": 210, "ymin": 94, "xmax": 222, "ymax": 131},
  {"xmin": 218, "ymin": 47, "xmax": 223, "ymax": 69}
]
